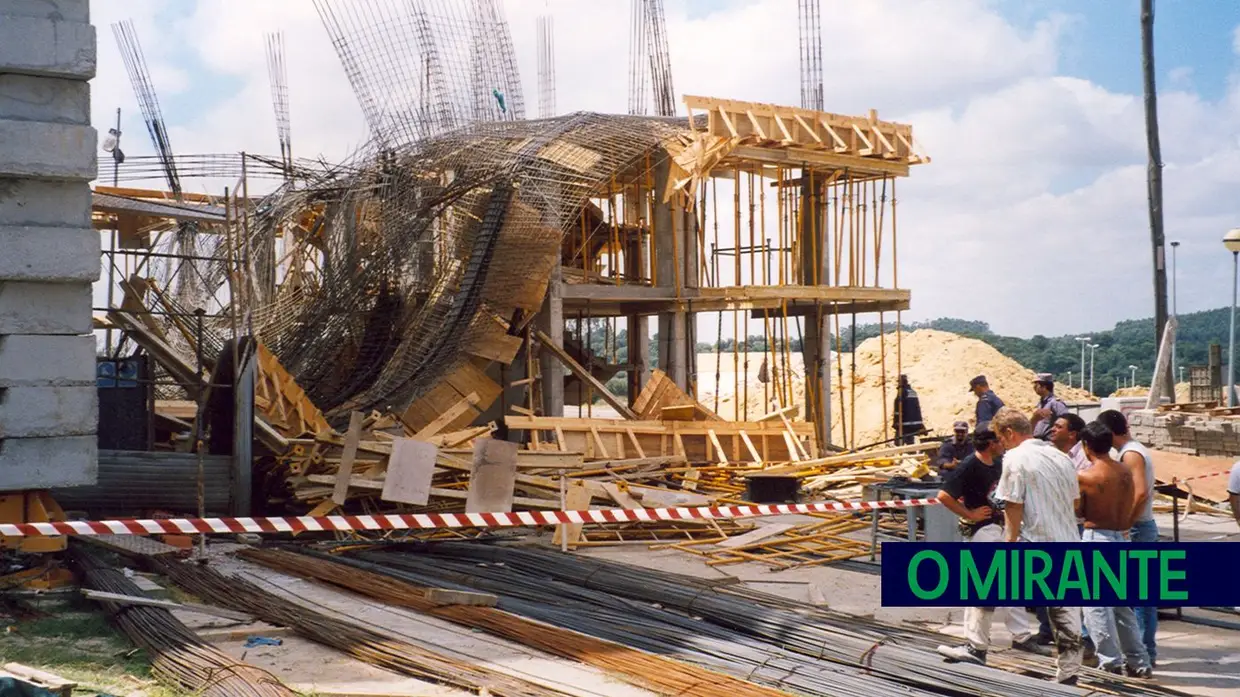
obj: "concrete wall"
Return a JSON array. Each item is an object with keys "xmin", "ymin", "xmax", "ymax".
[
  {"xmin": 1127, "ymin": 409, "xmax": 1240, "ymax": 459},
  {"xmin": 0, "ymin": 0, "xmax": 98, "ymax": 489}
]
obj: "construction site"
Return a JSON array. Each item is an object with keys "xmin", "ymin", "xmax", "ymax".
[{"xmin": 2, "ymin": 1, "xmax": 1238, "ymax": 696}]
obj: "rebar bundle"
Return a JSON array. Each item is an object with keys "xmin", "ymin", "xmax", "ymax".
[
  {"xmin": 344, "ymin": 544, "xmax": 1178, "ymax": 697},
  {"xmin": 627, "ymin": 0, "xmax": 675, "ymax": 117},
  {"xmin": 151, "ymin": 557, "xmax": 574, "ymax": 697},
  {"xmin": 536, "ymin": 13, "xmax": 555, "ymax": 119},
  {"xmin": 113, "ymin": 19, "xmax": 181, "ymax": 196},
  {"xmin": 798, "ymin": 0, "xmax": 823, "ymax": 111},
  {"xmin": 241, "ymin": 547, "xmax": 794, "ymax": 697},
  {"xmin": 265, "ymin": 32, "xmax": 293, "ymax": 172},
  {"xmin": 72, "ymin": 548, "xmax": 297, "ymax": 697},
  {"xmin": 313, "ymin": 0, "xmax": 525, "ymax": 148}
]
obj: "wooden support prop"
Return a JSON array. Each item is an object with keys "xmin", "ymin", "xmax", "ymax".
[
  {"xmin": 534, "ymin": 329, "xmax": 637, "ymax": 419},
  {"xmin": 331, "ymin": 411, "xmax": 365, "ymax": 505}
]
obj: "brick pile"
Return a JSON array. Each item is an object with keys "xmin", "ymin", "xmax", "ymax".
[{"xmin": 1127, "ymin": 409, "xmax": 1240, "ymax": 458}]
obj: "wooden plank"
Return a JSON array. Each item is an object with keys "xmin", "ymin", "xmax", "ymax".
[
  {"xmin": 553, "ymin": 479, "xmax": 592, "ymax": 547},
  {"xmin": 423, "ymin": 589, "xmax": 499, "ymax": 608},
  {"xmin": 413, "ymin": 392, "xmax": 480, "ymax": 440},
  {"xmin": 661, "ymin": 404, "xmax": 697, "ymax": 421},
  {"xmin": 81, "ymin": 589, "xmax": 255, "ymax": 622},
  {"xmin": 442, "ymin": 449, "xmax": 585, "ymax": 469},
  {"xmin": 624, "ymin": 428, "xmax": 646, "ymax": 458},
  {"xmin": 707, "ymin": 429, "xmax": 728, "ymax": 465},
  {"xmin": 331, "ymin": 411, "xmax": 365, "ymax": 506},
  {"xmin": 1, "ymin": 664, "xmax": 74, "ymax": 697},
  {"xmin": 534, "ymin": 329, "xmax": 638, "ymax": 419},
  {"xmin": 739, "ymin": 431, "xmax": 763, "ymax": 464},
  {"xmin": 380, "ymin": 439, "xmax": 437, "ymax": 506},
  {"xmin": 465, "ymin": 438, "xmax": 519, "ymax": 513},
  {"xmin": 716, "ymin": 523, "xmax": 797, "ymax": 549}
]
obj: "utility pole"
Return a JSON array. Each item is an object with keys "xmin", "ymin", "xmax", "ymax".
[{"xmin": 1141, "ymin": 0, "xmax": 1174, "ymax": 401}]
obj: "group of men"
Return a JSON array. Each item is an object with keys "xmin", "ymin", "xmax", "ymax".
[{"xmin": 930, "ymin": 374, "xmax": 1159, "ymax": 686}]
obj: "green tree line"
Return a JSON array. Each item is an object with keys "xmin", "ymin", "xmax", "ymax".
[{"xmin": 572, "ymin": 308, "xmax": 1233, "ymax": 398}]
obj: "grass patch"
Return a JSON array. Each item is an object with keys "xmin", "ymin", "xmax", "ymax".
[{"xmin": 0, "ymin": 599, "xmax": 180, "ymax": 697}]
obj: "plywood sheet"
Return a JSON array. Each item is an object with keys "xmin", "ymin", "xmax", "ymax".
[
  {"xmin": 1150, "ymin": 449, "xmax": 1234, "ymax": 503},
  {"xmin": 465, "ymin": 438, "xmax": 519, "ymax": 513},
  {"xmin": 381, "ymin": 439, "xmax": 438, "ymax": 506}
]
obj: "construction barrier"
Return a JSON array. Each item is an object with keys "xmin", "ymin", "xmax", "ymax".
[{"xmin": 0, "ymin": 497, "xmax": 941, "ymax": 538}]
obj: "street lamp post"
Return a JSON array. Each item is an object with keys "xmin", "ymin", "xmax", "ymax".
[
  {"xmin": 1088, "ymin": 343, "xmax": 1099, "ymax": 395},
  {"xmin": 1223, "ymin": 229, "xmax": 1240, "ymax": 406},
  {"xmin": 1170, "ymin": 240, "xmax": 1180, "ymax": 384},
  {"xmin": 1075, "ymin": 336, "xmax": 1092, "ymax": 390},
  {"xmin": 1129, "ymin": 364, "xmax": 1139, "ymax": 388},
  {"xmin": 1178, "ymin": 365, "xmax": 1185, "ymax": 384}
]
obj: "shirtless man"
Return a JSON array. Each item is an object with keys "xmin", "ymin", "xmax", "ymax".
[{"xmin": 1077, "ymin": 421, "xmax": 1153, "ymax": 678}]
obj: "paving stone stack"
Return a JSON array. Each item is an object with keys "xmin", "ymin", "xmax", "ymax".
[
  {"xmin": 1127, "ymin": 409, "xmax": 1240, "ymax": 458},
  {"xmin": 0, "ymin": 0, "xmax": 99, "ymax": 489}
]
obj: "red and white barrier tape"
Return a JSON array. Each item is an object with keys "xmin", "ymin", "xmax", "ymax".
[
  {"xmin": 1171, "ymin": 468, "xmax": 1233, "ymax": 485},
  {"xmin": 0, "ymin": 497, "xmax": 939, "ymax": 538}
]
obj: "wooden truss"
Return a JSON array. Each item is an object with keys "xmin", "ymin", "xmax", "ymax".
[
  {"xmin": 682, "ymin": 95, "xmax": 929, "ymax": 176},
  {"xmin": 505, "ymin": 415, "xmax": 816, "ymax": 464}
]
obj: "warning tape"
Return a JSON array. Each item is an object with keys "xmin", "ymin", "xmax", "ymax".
[
  {"xmin": 0, "ymin": 497, "xmax": 940, "ymax": 538},
  {"xmin": 1171, "ymin": 468, "xmax": 1233, "ymax": 485}
]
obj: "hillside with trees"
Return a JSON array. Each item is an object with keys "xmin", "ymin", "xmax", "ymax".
[{"xmin": 573, "ymin": 308, "xmax": 1232, "ymax": 398}]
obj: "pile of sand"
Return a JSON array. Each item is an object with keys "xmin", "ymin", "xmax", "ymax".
[
  {"xmin": 694, "ymin": 329, "xmax": 1096, "ymax": 448},
  {"xmin": 828, "ymin": 330, "xmax": 1095, "ymax": 447},
  {"xmin": 1110, "ymin": 383, "xmax": 1191, "ymax": 402}
]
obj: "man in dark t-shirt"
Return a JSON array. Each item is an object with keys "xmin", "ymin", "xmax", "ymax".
[{"xmin": 937, "ymin": 428, "xmax": 1047, "ymax": 665}]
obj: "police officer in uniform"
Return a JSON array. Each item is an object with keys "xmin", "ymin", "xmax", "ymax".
[
  {"xmin": 970, "ymin": 375, "xmax": 1004, "ymax": 432},
  {"xmin": 1031, "ymin": 373, "xmax": 1069, "ymax": 441}
]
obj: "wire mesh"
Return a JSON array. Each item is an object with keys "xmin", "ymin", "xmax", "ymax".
[
  {"xmin": 152, "ymin": 115, "xmax": 689, "ymax": 422},
  {"xmin": 313, "ymin": 0, "xmax": 526, "ymax": 148}
]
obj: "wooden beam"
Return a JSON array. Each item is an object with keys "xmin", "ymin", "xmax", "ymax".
[
  {"xmin": 331, "ymin": 411, "xmax": 364, "ymax": 505},
  {"xmin": 412, "ymin": 392, "xmax": 480, "ymax": 440},
  {"xmin": 534, "ymin": 329, "xmax": 638, "ymax": 419}
]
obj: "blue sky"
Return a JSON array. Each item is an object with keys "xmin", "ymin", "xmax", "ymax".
[
  {"xmin": 90, "ymin": 0, "xmax": 1240, "ymax": 339},
  {"xmin": 1001, "ymin": 0, "xmax": 1240, "ymax": 101}
]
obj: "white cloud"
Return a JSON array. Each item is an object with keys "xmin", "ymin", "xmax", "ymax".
[{"xmin": 87, "ymin": 0, "xmax": 1240, "ymax": 340}]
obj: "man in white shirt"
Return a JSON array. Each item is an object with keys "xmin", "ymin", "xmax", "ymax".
[
  {"xmin": 991, "ymin": 407, "xmax": 1084, "ymax": 686},
  {"xmin": 1229, "ymin": 460, "xmax": 1240, "ymax": 529}
]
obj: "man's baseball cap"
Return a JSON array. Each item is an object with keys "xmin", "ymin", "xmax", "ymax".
[
  {"xmin": 1034, "ymin": 372, "xmax": 1054, "ymax": 386},
  {"xmin": 953, "ymin": 420, "xmax": 969, "ymax": 432},
  {"xmin": 968, "ymin": 375, "xmax": 987, "ymax": 390}
]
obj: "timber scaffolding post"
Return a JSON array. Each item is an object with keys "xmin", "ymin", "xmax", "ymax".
[{"xmin": 541, "ymin": 95, "xmax": 927, "ymax": 448}]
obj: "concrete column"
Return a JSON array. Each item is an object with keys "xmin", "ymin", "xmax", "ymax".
[
  {"xmin": 797, "ymin": 176, "xmax": 831, "ymax": 448},
  {"xmin": 653, "ymin": 157, "xmax": 695, "ymax": 390},
  {"xmin": 0, "ymin": 0, "xmax": 99, "ymax": 490},
  {"xmin": 537, "ymin": 262, "xmax": 564, "ymax": 417},
  {"xmin": 624, "ymin": 224, "xmax": 649, "ymax": 404}
]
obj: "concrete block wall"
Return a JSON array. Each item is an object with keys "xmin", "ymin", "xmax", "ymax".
[
  {"xmin": 1127, "ymin": 409, "xmax": 1240, "ymax": 458},
  {"xmin": 0, "ymin": 0, "xmax": 98, "ymax": 489}
]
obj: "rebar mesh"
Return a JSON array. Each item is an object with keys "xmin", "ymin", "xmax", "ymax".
[
  {"xmin": 314, "ymin": 0, "xmax": 526, "ymax": 148},
  {"xmin": 160, "ymin": 114, "xmax": 688, "ymax": 422}
]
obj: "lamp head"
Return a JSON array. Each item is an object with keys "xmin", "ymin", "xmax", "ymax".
[{"xmin": 1224, "ymin": 228, "xmax": 1240, "ymax": 254}]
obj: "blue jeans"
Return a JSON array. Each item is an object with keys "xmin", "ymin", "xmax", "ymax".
[
  {"xmin": 1081, "ymin": 529, "xmax": 1151, "ymax": 670},
  {"xmin": 1129, "ymin": 518, "xmax": 1160, "ymax": 661}
]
